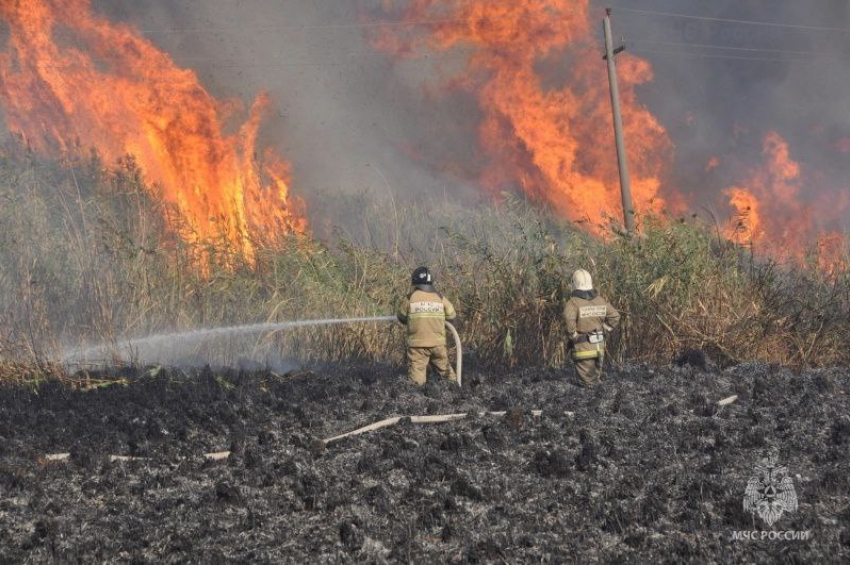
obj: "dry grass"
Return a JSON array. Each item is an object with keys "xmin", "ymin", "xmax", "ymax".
[{"xmin": 2, "ymin": 139, "xmax": 850, "ymax": 378}]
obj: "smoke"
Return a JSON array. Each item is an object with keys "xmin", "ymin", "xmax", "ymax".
[
  {"xmin": 8, "ymin": 0, "xmax": 850, "ymax": 238},
  {"xmin": 605, "ymin": 0, "xmax": 850, "ymax": 231}
]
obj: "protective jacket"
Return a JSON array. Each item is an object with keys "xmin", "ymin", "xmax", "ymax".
[
  {"xmin": 396, "ymin": 285, "xmax": 457, "ymax": 348},
  {"xmin": 563, "ymin": 290, "xmax": 620, "ymax": 359}
]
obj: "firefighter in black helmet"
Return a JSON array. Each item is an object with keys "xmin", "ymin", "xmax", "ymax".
[{"xmin": 396, "ymin": 267, "xmax": 457, "ymax": 386}]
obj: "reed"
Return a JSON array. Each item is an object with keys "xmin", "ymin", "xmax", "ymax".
[{"xmin": 2, "ymin": 140, "xmax": 849, "ymax": 380}]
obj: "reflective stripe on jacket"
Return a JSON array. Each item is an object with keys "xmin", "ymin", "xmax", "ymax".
[
  {"xmin": 563, "ymin": 291, "xmax": 620, "ymax": 360},
  {"xmin": 397, "ymin": 288, "xmax": 457, "ymax": 348}
]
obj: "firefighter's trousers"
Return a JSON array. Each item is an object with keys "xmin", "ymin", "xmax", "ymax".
[{"xmin": 407, "ymin": 346, "xmax": 456, "ymax": 386}]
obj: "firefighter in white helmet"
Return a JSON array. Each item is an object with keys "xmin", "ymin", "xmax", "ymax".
[{"xmin": 563, "ymin": 269, "xmax": 620, "ymax": 387}]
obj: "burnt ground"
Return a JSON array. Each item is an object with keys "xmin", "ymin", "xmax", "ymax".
[{"xmin": 0, "ymin": 360, "xmax": 848, "ymax": 563}]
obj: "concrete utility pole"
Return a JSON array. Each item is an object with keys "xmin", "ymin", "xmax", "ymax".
[{"xmin": 603, "ymin": 8, "xmax": 635, "ymax": 235}]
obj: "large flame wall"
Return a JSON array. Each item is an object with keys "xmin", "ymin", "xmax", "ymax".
[
  {"xmin": 371, "ymin": 0, "xmax": 847, "ymax": 261},
  {"xmin": 0, "ymin": 0, "xmax": 305, "ymax": 260},
  {"xmin": 1, "ymin": 0, "xmax": 846, "ymax": 268}
]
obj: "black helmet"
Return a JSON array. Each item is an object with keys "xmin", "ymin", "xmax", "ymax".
[{"xmin": 411, "ymin": 266, "xmax": 433, "ymax": 285}]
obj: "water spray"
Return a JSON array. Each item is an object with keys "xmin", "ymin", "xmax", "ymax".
[{"xmin": 62, "ymin": 316, "xmax": 463, "ymax": 386}]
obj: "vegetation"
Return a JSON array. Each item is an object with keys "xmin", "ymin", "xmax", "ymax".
[{"xmin": 1, "ymin": 138, "xmax": 849, "ymax": 381}]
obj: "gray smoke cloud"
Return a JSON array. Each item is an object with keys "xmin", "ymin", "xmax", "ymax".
[{"xmin": 74, "ymin": 0, "xmax": 850, "ymax": 234}]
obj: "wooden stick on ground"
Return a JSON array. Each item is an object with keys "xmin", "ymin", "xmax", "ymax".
[
  {"xmin": 42, "ymin": 411, "xmax": 574, "ymax": 459},
  {"xmin": 322, "ymin": 416, "xmax": 404, "ymax": 445},
  {"xmin": 322, "ymin": 409, "xmax": 560, "ymax": 446},
  {"xmin": 409, "ymin": 413, "xmax": 468, "ymax": 424},
  {"xmin": 109, "ymin": 451, "xmax": 233, "ymax": 462},
  {"xmin": 43, "ymin": 451, "xmax": 232, "ymax": 463},
  {"xmin": 717, "ymin": 395, "xmax": 738, "ymax": 406}
]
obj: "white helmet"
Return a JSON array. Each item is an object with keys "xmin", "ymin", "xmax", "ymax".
[{"xmin": 572, "ymin": 269, "xmax": 593, "ymax": 291}]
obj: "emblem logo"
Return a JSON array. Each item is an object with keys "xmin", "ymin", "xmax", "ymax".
[{"xmin": 743, "ymin": 453, "xmax": 798, "ymax": 527}]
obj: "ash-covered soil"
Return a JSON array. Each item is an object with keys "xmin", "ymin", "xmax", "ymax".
[{"xmin": 0, "ymin": 361, "xmax": 848, "ymax": 563}]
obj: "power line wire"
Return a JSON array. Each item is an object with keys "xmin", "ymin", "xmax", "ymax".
[
  {"xmin": 627, "ymin": 38, "xmax": 826, "ymax": 57},
  {"xmin": 614, "ymin": 6, "xmax": 850, "ymax": 34},
  {"xmin": 628, "ymin": 48, "xmax": 823, "ymax": 63}
]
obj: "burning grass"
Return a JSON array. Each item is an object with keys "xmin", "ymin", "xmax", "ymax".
[
  {"xmin": 0, "ymin": 0, "xmax": 305, "ymax": 259},
  {"xmin": 1, "ymin": 143, "xmax": 850, "ymax": 373}
]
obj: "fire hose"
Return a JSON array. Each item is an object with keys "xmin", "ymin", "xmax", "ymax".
[{"xmin": 445, "ymin": 321, "xmax": 462, "ymax": 387}]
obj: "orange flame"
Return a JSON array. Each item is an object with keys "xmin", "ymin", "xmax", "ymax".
[
  {"xmin": 0, "ymin": 0, "xmax": 305, "ymax": 260},
  {"xmin": 373, "ymin": 3, "xmax": 846, "ymax": 268},
  {"xmin": 724, "ymin": 131, "xmax": 847, "ymax": 267},
  {"xmin": 371, "ymin": 0, "xmax": 673, "ymax": 231}
]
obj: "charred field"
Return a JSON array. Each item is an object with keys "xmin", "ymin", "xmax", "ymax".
[{"xmin": 0, "ymin": 360, "xmax": 848, "ymax": 563}]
